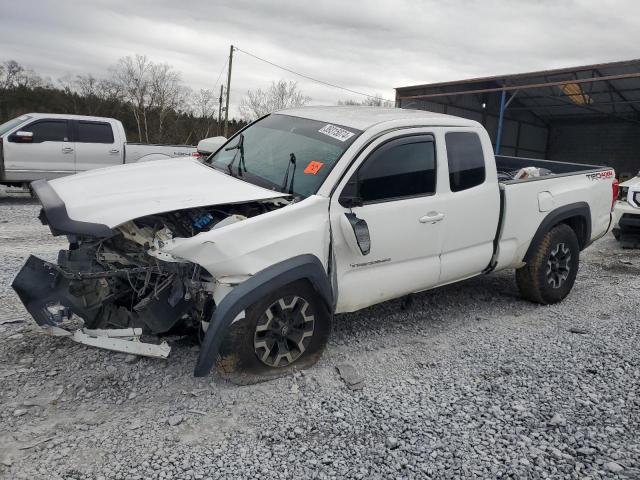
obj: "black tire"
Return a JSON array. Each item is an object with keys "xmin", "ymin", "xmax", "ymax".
[
  {"xmin": 216, "ymin": 280, "xmax": 331, "ymax": 384},
  {"xmin": 516, "ymin": 224, "xmax": 580, "ymax": 305}
]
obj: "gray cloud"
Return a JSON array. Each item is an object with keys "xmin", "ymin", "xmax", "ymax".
[{"xmin": 1, "ymin": 0, "xmax": 638, "ymax": 117}]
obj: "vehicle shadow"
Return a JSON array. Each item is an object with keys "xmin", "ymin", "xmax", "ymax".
[
  {"xmin": 331, "ymin": 270, "xmax": 522, "ymax": 341},
  {"xmin": 0, "ymin": 195, "xmax": 37, "ymax": 205}
]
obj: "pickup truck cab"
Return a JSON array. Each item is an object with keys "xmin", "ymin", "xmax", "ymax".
[
  {"xmin": 0, "ymin": 113, "xmax": 219, "ymax": 186},
  {"xmin": 12, "ymin": 107, "xmax": 617, "ymax": 379}
]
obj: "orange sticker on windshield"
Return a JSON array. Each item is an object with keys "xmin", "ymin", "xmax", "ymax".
[{"xmin": 304, "ymin": 160, "xmax": 324, "ymax": 175}]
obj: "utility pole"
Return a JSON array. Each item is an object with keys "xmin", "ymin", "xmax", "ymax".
[
  {"xmin": 218, "ymin": 84, "xmax": 223, "ymax": 136},
  {"xmin": 224, "ymin": 44, "xmax": 234, "ymax": 137}
]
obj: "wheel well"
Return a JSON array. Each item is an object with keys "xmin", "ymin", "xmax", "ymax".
[
  {"xmin": 559, "ymin": 215, "xmax": 588, "ymax": 249},
  {"xmin": 523, "ymin": 203, "xmax": 591, "ymax": 264}
]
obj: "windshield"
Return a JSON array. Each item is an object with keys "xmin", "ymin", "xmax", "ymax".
[
  {"xmin": 206, "ymin": 114, "xmax": 361, "ymax": 197},
  {"xmin": 0, "ymin": 115, "xmax": 31, "ymax": 136}
]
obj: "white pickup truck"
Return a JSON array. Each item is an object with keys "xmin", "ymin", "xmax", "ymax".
[
  {"xmin": 12, "ymin": 107, "xmax": 617, "ymax": 380},
  {"xmin": 0, "ymin": 113, "xmax": 225, "ymax": 186}
]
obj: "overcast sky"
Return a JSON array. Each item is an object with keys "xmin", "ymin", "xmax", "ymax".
[{"xmin": 1, "ymin": 0, "xmax": 638, "ymax": 117}]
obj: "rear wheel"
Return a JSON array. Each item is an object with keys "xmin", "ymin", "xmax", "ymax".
[
  {"xmin": 216, "ymin": 281, "xmax": 331, "ymax": 384},
  {"xmin": 516, "ymin": 224, "xmax": 580, "ymax": 304}
]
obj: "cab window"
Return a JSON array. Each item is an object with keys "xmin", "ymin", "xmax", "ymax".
[
  {"xmin": 27, "ymin": 120, "xmax": 69, "ymax": 143},
  {"xmin": 445, "ymin": 132, "xmax": 485, "ymax": 192},
  {"xmin": 341, "ymin": 135, "xmax": 436, "ymax": 204},
  {"xmin": 76, "ymin": 121, "xmax": 114, "ymax": 143}
]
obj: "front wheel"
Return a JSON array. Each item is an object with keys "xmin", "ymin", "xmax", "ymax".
[
  {"xmin": 516, "ymin": 224, "xmax": 580, "ymax": 304},
  {"xmin": 216, "ymin": 280, "xmax": 331, "ymax": 384}
]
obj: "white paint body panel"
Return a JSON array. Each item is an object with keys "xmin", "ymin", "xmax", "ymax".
[
  {"xmin": 49, "ymin": 159, "xmax": 287, "ymax": 228},
  {"xmin": 162, "ymin": 195, "xmax": 330, "ymax": 279},
  {"xmin": 494, "ymin": 172, "xmax": 614, "ymax": 270}
]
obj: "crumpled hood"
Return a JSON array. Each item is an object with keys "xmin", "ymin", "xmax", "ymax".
[{"xmin": 47, "ymin": 159, "xmax": 286, "ymax": 228}]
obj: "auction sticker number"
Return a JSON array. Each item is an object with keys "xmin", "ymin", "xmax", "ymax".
[{"xmin": 319, "ymin": 124, "xmax": 355, "ymax": 142}]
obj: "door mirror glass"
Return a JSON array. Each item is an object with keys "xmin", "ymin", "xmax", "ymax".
[{"xmin": 8, "ymin": 130, "xmax": 33, "ymax": 143}]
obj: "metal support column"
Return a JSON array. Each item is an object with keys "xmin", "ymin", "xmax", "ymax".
[{"xmin": 495, "ymin": 89, "xmax": 507, "ymax": 155}]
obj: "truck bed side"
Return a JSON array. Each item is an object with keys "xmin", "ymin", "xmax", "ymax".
[
  {"xmin": 492, "ymin": 156, "xmax": 614, "ymax": 271},
  {"xmin": 124, "ymin": 143, "xmax": 196, "ymax": 163}
]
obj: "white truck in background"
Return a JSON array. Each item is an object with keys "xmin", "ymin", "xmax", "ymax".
[
  {"xmin": 12, "ymin": 107, "xmax": 617, "ymax": 380},
  {"xmin": 612, "ymin": 173, "xmax": 640, "ymax": 246},
  {"xmin": 0, "ymin": 113, "xmax": 226, "ymax": 186}
]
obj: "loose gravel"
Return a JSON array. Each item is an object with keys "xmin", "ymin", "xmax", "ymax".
[{"xmin": 0, "ymin": 195, "xmax": 639, "ymax": 479}]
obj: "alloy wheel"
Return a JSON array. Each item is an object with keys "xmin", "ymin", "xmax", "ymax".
[
  {"xmin": 253, "ymin": 296, "xmax": 315, "ymax": 367},
  {"xmin": 546, "ymin": 242, "xmax": 572, "ymax": 288}
]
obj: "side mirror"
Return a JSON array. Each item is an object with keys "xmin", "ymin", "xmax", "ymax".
[
  {"xmin": 340, "ymin": 212, "xmax": 371, "ymax": 256},
  {"xmin": 339, "ymin": 174, "xmax": 363, "ymax": 208},
  {"xmin": 9, "ymin": 130, "xmax": 33, "ymax": 143},
  {"xmin": 197, "ymin": 136, "xmax": 227, "ymax": 156},
  {"xmin": 341, "ymin": 195, "xmax": 363, "ymax": 208}
]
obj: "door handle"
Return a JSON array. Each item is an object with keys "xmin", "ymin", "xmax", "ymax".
[
  {"xmin": 109, "ymin": 149, "xmax": 120, "ymax": 154},
  {"xmin": 61, "ymin": 147, "xmax": 74, "ymax": 153},
  {"xmin": 419, "ymin": 212, "xmax": 445, "ymax": 223}
]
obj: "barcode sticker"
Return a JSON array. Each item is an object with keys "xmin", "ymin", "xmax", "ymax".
[{"xmin": 318, "ymin": 124, "xmax": 355, "ymax": 142}]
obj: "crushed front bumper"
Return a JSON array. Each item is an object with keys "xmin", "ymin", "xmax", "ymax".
[{"xmin": 11, "ymin": 255, "xmax": 99, "ymax": 327}]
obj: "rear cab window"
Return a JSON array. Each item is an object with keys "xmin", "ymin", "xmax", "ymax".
[
  {"xmin": 445, "ymin": 131, "xmax": 486, "ymax": 192},
  {"xmin": 76, "ymin": 121, "xmax": 114, "ymax": 143}
]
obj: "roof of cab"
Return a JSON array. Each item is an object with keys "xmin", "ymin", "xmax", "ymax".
[
  {"xmin": 275, "ymin": 106, "xmax": 480, "ymax": 130},
  {"xmin": 24, "ymin": 113, "xmax": 117, "ymax": 122}
]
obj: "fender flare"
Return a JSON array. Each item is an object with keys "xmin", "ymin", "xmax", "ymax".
[
  {"xmin": 194, "ymin": 254, "xmax": 333, "ymax": 377},
  {"xmin": 523, "ymin": 202, "xmax": 591, "ymax": 263}
]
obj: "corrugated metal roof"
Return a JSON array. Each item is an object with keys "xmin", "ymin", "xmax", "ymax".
[{"xmin": 396, "ymin": 59, "xmax": 640, "ymax": 120}]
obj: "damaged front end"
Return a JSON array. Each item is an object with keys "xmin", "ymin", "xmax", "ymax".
[
  {"xmin": 12, "ymin": 238, "xmax": 210, "ymax": 335},
  {"xmin": 13, "ymin": 179, "xmax": 290, "ymax": 354}
]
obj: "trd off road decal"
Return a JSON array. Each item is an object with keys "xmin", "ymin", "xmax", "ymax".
[
  {"xmin": 586, "ymin": 170, "xmax": 614, "ymax": 181},
  {"xmin": 318, "ymin": 124, "xmax": 355, "ymax": 142}
]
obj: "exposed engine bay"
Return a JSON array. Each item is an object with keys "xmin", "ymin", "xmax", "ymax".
[{"xmin": 13, "ymin": 198, "xmax": 290, "ymax": 337}]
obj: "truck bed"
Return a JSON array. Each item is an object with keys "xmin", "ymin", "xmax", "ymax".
[
  {"xmin": 495, "ymin": 155, "xmax": 605, "ymax": 183},
  {"xmin": 491, "ymin": 155, "xmax": 614, "ymax": 272}
]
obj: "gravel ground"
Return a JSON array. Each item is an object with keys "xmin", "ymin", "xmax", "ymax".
[{"xmin": 0, "ymin": 195, "xmax": 638, "ymax": 480}]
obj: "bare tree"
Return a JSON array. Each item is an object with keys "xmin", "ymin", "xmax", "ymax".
[
  {"xmin": 338, "ymin": 94, "xmax": 392, "ymax": 107},
  {"xmin": 111, "ymin": 55, "xmax": 152, "ymax": 142},
  {"xmin": 148, "ymin": 62, "xmax": 188, "ymax": 140},
  {"xmin": 239, "ymin": 80, "xmax": 310, "ymax": 120},
  {"xmin": 0, "ymin": 60, "xmax": 43, "ymax": 90},
  {"xmin": 190, "ymin": 88, "xmax": 217, "ymax": 139}
]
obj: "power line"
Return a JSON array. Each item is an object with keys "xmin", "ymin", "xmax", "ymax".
[
  {"xmin": 212, "ymin": 56, "xmax": 229, "ymax": 93},
  {"xmin": 233, "ymin": 46, "xmax": 393, "ymax": 103}
]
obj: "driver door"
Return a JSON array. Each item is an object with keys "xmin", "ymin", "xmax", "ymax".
[
  {"xmin": 330, "ymin": 131, "xmax": 447, "ymax": 313},
  {"xmin": 3, "ymin": 118, "xmax": 75, "ymax": 180}
]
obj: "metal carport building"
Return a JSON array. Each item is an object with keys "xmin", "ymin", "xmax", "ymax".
[{"xmin": 395, "ymin": 59, "xmax": 640, "ymax": 180}]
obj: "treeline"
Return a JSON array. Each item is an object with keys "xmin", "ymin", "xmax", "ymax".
[{"xmin": 0, "ymin": 57, "xmax": 246, "ymax": 145}]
